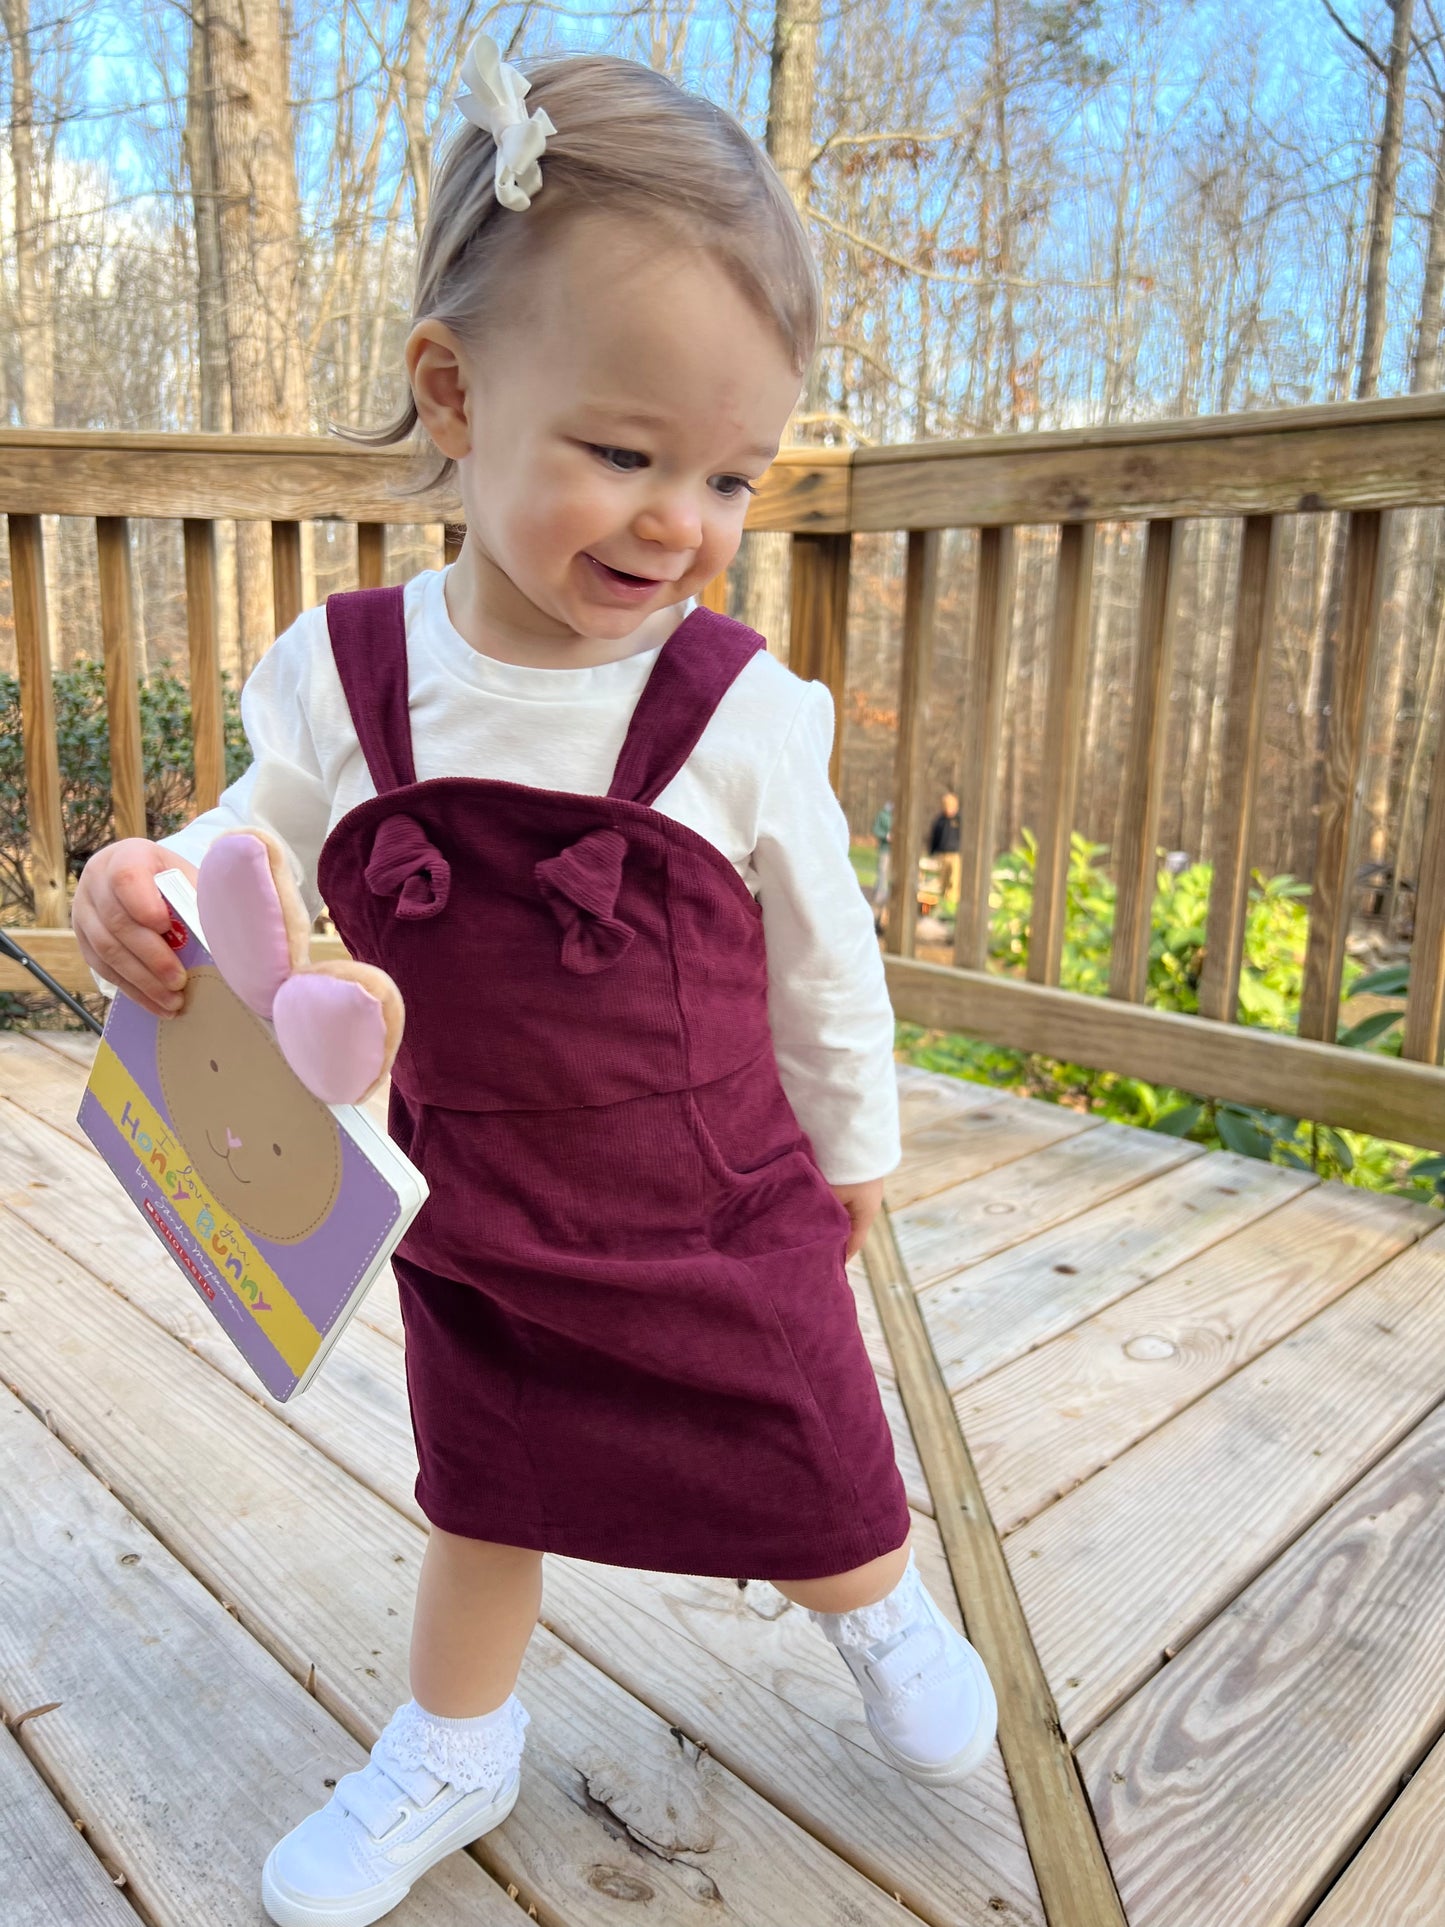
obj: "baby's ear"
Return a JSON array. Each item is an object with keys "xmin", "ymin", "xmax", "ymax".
[{"xmin": 198, "ymin": 830, "xmax": 314, "ymax": 1020}]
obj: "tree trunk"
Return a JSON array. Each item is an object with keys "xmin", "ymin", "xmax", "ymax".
[
  {"xmin": 185, "ymin": 17, "xmax": 230, "ymax": 436},
  {"xmin": 1357, "ymin": 0, "xmax": 1416, "ymax": 401},
  {"xmin": 403, "ymin": 0, "xmax": 431, "ymax": 241},
  {"xmin": 3, "ymin": 0, "xmax": 54, "ymax": 430},
  {"xmin": 738, "ymin": 0, "xmax": 824, "ymax": 656},
  {"xmin": 1312, "ymin": 1, "xmax": 1414, "ymax": 846},
  {"xmin": 1366, "ymin": 52, "xmax": 1442, "ymax": 880},
  {"xmin": 203, "ymin": 0, "xmax": 310, "ymax": 669}
]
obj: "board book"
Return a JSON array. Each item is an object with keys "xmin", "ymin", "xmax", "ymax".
[{"xmin": 77, "ymin": 868, "xmax": 428, "ymax": 1402}]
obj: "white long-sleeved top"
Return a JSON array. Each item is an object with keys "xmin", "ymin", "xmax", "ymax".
[{"xmin": 160, "ymin": 568, "xmax": 900, "ymax": 1183}]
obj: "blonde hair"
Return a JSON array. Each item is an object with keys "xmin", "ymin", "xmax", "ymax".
[{"xmin": 356, "ymin": 49, "xmax": 821, "ymax": 490}]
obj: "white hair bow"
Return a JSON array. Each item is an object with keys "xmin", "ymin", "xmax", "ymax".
[{"xmin": 456, "ymin": 34, "xmax": 556, "ymax": 213}]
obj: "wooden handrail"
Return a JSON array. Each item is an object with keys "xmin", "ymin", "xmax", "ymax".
[{"xmin": 4, "ymin": 401, "xmax": 1445, "ymax": 1143}]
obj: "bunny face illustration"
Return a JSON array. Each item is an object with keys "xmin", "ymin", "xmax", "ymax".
[{"xmin": 157, "ymin": 966, "xmax": 343, "ymax": 1243}]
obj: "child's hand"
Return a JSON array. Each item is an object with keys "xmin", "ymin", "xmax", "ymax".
[
  {"xmin": 72, "ymin": 839, "xmax": 198, "ymax": 1019},
  {"xmin": 830, "ymin": 1176, "xmax": 884, "ymax": 1260}
]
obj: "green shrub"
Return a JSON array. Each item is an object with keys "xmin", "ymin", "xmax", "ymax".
[
  {"xmin": 0, "ymin": 659, "xmax": 247, "ymax": 917},
  {"xmin": 897, "ymin": 831, "xmax": 1440, "ymax": 1207}
]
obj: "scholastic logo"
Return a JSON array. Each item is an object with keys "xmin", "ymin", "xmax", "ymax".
[{"xmin": 143, "ymin": 1197, "xmax": 216, "ymax": 1300}]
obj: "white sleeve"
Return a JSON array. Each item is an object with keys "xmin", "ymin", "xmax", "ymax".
[
  {"xmin": 158, "ymin": 610, "xmax": 334, "ymax": 919},
  {"xmin": 752, "ymin": 682, "xmax": 901, "ymax": 1184}
]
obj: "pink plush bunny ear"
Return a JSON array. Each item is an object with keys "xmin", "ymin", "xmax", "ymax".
[
  {"xmin": 196, "ymin": 830, "xmax": 404, "ymax": 1106},
  {"xmin": 197, "ymin": 831, "xmax": 310, "ymax": 1020}
]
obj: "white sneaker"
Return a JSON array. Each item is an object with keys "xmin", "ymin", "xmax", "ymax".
[
  {"xmin": 262, "ymin": 1705, "xmax": 523, "ymax": 1927},
  {"xmin": 815, "ymin": 1564, "xmax": 998, "ymax": 1786}
]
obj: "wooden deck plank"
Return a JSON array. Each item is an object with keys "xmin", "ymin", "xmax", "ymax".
[
  {"xmin": 963, "ymin": 1180, "xmax": 1432, "ymax": 1533},
  {"xmin": 0, "ymin": 1388, "xmax": 517, "ymax": 1927},
  {"xmin": 1009, "ymin": 1223, "xmax": 1445, "ymax": 1739},
  {"xmin": 0, "ymin": 1107, "xmax": 1031, "ymax": 1927},
  {"xmin": 863, "ymin": 1210, "xmax": 1128, "ymax": 1927},
  {"xmin": 0, "ymin": 1030, "xmax": 95, "ymax": 1143},
  {"xmin": 1308, "ymin": 1729, "xmax": 1445, "ymax": 1927},
  {"xmin": 0, "ymin": 1721, "xmax": 136, "ymax": 1927},
  {"xmin": 892, "ymin": 1121, "xmax": 1202, "ymax": 1289},
  {"xmin": 888, "ymin": 1091, "xmax": 1099, "ymax": 1210},
  {"xmin": 0, "ymin": 1212, "xmax": 930, "ymax": 1927},
  {"xmin": 1079, "ymin": 1400, "xmax": 1445, "ymax": 1927},
  {"xmin": 0, "ymin": 1097, "xmax": 1033, "ymax": 1925},
  {"xmin": 924, "ymin": 1148, "xmax": 1309, "ymax": 1395}
]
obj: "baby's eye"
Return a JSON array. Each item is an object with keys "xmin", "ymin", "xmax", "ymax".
[
  {"xmin": 712, "ymin": 474, "xmax": 759, "ymax": 500},
  {"xmin": 590, "ymin": 444, "xmax": 647, "ymax": 472}
]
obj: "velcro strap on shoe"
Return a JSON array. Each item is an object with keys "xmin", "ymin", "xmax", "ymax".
[
  {"xmin": 867, "ymin": 1624, "xmax": 944, "ymax": 1694},
  {"xmin": 334, "ymin": 1763, "xmax": 419, "ymax": 1838}
]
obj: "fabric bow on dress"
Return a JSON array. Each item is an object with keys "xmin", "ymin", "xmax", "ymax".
[
  {"xmin": 535, "ymin": 828, "xmax": 635, "ymax": 975},
  {"xmin": 366, "ymin": 814, "xmax": 452, "ymax": 921}
]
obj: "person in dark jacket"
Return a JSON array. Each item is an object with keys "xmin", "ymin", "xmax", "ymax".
[{"xmin": 928, "ymin": 791, "xmax": 961, "ymax": 908}]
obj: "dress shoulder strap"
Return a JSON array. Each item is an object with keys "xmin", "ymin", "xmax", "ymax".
[
  {"xmin": 608, "ymin": 608, "xmax": 764, "ymax": 807},
  {"xmin": 325, "ymin": 587, "xmax": 417, "ymax": 793}
]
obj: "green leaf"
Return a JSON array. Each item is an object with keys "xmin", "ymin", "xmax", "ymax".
[
  {"xmin": 1408, "ymin": 1153, "xmax": 1445, "ymax": 1181},
  {"xmin": 1276, "ymin": 1144, "xmax": 1313, "ymax": 1170},
  {"xmin": 1215, "ymin": 1107, "xmax": 1276, "ymax": 1160},
  {"xmin": 1336, "ymin": 1008, "xmax": 1405, "ymax": 1048},
  {"xmin": 1319, "ymin": 1128, "xmax": 1355, "ymax": 1173},
  {"xmin": 1347, "ymin": 964, "xmax": 1410, "ymax": 999},
  {"xmin": 1152, "ymin": 1102, "xmax": 1203, "ymax": 1137}
]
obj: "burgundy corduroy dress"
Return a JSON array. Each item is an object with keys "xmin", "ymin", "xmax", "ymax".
[{"xmin": 316, "ymin": 586, "xmax": 909, "ymax": 1578}]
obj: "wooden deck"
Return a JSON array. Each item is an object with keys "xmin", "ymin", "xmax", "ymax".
[{"xmin": 2, "ymin": 1031, "xmax": 1444, "ymax": 1925}]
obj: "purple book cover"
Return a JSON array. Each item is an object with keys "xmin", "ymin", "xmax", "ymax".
[{"xmin": 77, "ymin": 875, "xmax": 426, "ymax": 1401}]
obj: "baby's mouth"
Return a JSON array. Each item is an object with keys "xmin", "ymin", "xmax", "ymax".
[{"xmin": 586, "ymin": 554, "xmax": 659, "ymax": 587}]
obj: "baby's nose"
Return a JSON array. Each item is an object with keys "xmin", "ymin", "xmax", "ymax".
[{"xmin": 225, "ymin": 1126, "xmax": 243, "ymax": 1151}]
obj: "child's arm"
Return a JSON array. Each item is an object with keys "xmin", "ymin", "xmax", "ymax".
[
  {"xmin": 72, "ymin": 611, "xmax": 334, "ymax": 1015},
  {"xmin": 751, "ymin": 681, "xmax": 901, "ymax": 1248},
  {"xmin": 157, "ymin": 608, "xmax": 335, "ymax": 914}
]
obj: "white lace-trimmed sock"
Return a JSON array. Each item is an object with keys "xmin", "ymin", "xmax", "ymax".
[
  {"xmin": 375, "ymin": 1694, "xmax": 530, "ymax": 1795},
  {"xmin": 806, "ymin": 1550, "xmax": 928, "ymax": 1652}
]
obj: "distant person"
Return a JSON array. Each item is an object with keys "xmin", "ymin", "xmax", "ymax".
[
  {"xmin": 871, "ymin": 798, "xmax": 893, "ymax": 929},
  {"xmin": 70, "ymin": 32, "xmax": 995, "ymax": 1927},
  {"xmin": 928, "ymin": 790, "xmax": 962, "ymax": 908}
]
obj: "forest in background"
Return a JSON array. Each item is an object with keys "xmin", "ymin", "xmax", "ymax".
[{"xmin": 3, "ymin": 0, "xmax": 1445, "ymax": 905}]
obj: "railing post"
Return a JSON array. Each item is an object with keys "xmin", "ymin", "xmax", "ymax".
[
  {"xmin": 8, "ymin": 513, "xmax": 66, "ymax": 924},
  {"xmin": 1403, "ymin": 718, "xmax": 1445, "ymax": 1064},
  {"xmin": 271, "ymin": 520, "xmax": 303, "ymax": 633},
  {"xmin": 1199, "ymin": 515, "xmax": 1280, "ymax": 1023},
  {"xmin": 183, "ymin": 519, "xmax": 227, "ymax": 814},
  {"xmin": 955, "ymin": 526, "xmax": 1017, "ymax": 970},
  {"xmin": 1029, "ymin": 522, "xmax": 1095, "ymax": 987},
  {"xmin": 1110, "ymin": 519, "xmax": 1183, "ymax": 1003},
  {"xmin": 1299, "ymin": 510, "xmax": 1389, "ymax": 1042},
  {"xmin": 885, "ymin": 530, "xmax": 941, "ymax": 957},
  {"xmin": 357, "ymin": 521, "xmax": 385, "ymax": 589},
  {"xmin": 789, "ymin": 532, "xmax": 852, "ymax": 793},
  {"xmin": 96, "ymin": 516, "xmax": 147, "ymax": 844}
]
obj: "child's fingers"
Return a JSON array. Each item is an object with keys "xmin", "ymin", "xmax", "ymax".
[
  {"xmin": 74, "ymin": 870, "xmax": 186, "ymax": 1014},
  {"xmin": 74, "ymin": 902, "xmax": 185, "ymax": 1016}
]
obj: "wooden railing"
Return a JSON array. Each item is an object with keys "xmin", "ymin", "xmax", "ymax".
[{"xmin": 4, "ymin": 399, "xmax": 1445, "ymax": 1150}]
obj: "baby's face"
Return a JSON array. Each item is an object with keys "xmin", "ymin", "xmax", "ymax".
[
  {"xmin": 157, "ymin": 967, "xmax": 343, "ymax": 1244},
  {"xmin": 445, "ymin": 215, "xmax": 803, "ymax": 659}
]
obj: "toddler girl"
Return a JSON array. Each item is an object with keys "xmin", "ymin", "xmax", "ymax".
[{"xmin": 72, "ymin": 36, "xmax": 996, "ymax": 1927}]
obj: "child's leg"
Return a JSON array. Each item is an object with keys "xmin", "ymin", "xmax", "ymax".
[
  {"xmin": 772, "ymin": 1541, "xmax": 910, "ymax": 1614},
  {"xmin": 261, "ymin": 1532, "xmax": 541, "ymax": 1927},
  {"xmin": 410, "ymin": 1529, "xmax": 543, "ymax": 1714},
  {"xmin": 776, "ymin": 1539, "xmax": 998, "ymax": 1788}
]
